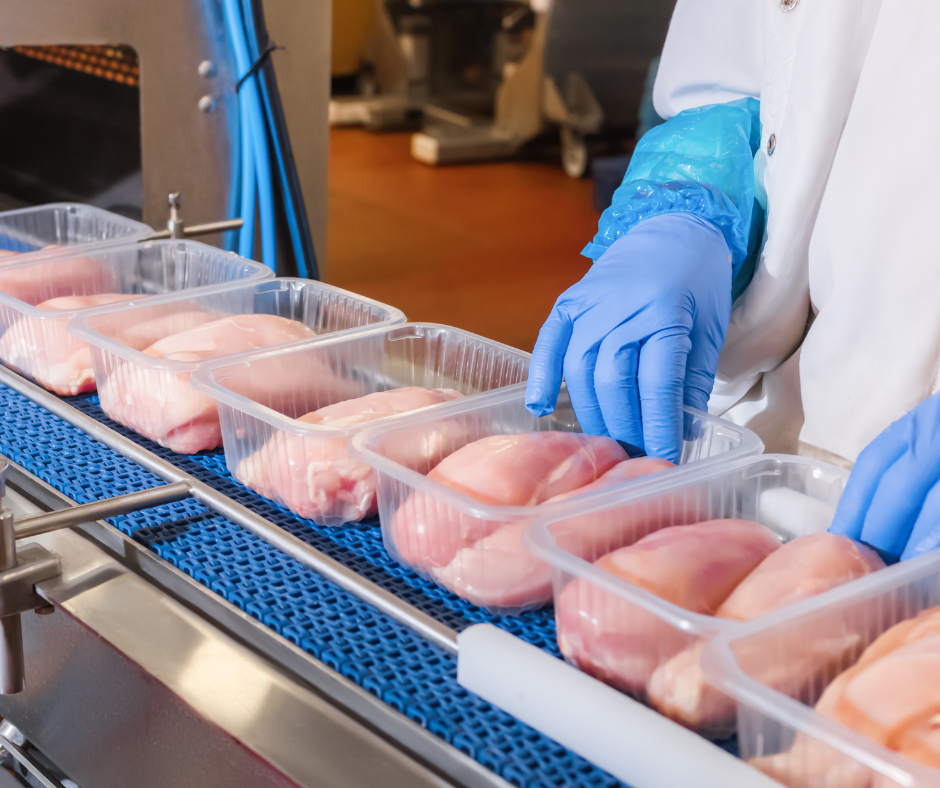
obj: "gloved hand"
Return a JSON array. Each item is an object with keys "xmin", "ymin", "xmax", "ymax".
[
  {"xmin": 830, "ymin": 391, "xmax": 940, "ymax": 561},
  {"xmin": 525, "ymin": 212, "xmax": 732, "ymax": 463}
]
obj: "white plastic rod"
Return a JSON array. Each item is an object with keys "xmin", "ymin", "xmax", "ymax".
[{"xmin": 457, "ymin": 624, "xmax": 780, "ymax": 788}]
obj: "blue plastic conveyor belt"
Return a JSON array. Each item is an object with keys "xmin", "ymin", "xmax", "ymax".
[{"xmin": 0, "ymin": 381, "xmax": 629, "ymax": 788}]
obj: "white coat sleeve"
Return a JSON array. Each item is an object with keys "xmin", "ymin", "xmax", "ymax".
[{"xmin": 653, "ymin": 0, "xmax": 764, "ymax": 119}]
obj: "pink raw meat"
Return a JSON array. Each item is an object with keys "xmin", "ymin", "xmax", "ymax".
[
  {"xmin": 108, "ymin": 308, "xmax": 218, "ymax": 352},
  {"xmin": 556, "ymin": 520, "xmax": 781, "ymax": 698},
  {"xmin": 235, "ymin": 387, "xmax": 464, "ymax": 526},
  {"xmin": 752, "ymin": 607, "xmax": 940, "ymax": 788},
  {"xmin": 432, "ymin": 457, "xmax": 676, "ymax": 612},
  {"xmin": 0, "ymin": 293, "xmax": 137, "ymax": 395},
  {"xmin": 648, "ymin": 533, "xmax": 884, "ymax": 737},
  {"xmin": 389, "ymin": 432, "xmax": 628, "ymax": 573},
  {"xmin": 0, "ymin": 253, "xmax": 111, "ymax": 305},
  {"xmin": 98, "ymin": 314, "xmax": 316, "ymax": 453}
]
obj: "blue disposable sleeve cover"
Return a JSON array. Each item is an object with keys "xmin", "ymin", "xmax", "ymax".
[{"xmin": 584, "ymin": 97, "xmax": 761, "ymax": 279}]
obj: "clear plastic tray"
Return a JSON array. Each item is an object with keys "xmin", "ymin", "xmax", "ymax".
[
  {"xmin": 704, "ymin": 551, "xmax": 940, "ymax": 788},
  {"xmin": 0, "ymin": 240, "xmax": 273, "ymax": 395},
  {"xmin": 191, "ymin": 323, "xmax": 531, "ymax": 527},
  {"xmin": 348, "ymin": 387, "xmax": 764, "ymax": 616},
  {"xmin": 0, "ymin": 203, "xmax": 151, "ymax": 261},
  {"xmin": 525, "ymin": 455, "xmax": 854, "ymax": 738},
  {"xmin": 68, "ymin": 278, "xmax": 406, "ymax": 453}
]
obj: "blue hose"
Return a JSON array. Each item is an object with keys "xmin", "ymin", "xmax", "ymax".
[
  {"xmin": 223, "ymin": 0, "xmax": 307, "ymax": 275},
  {"xmin": 223, "ymin": 0, "xmax": 255, "ymax": 258},
  {"xmin": 241, "ymin": 0, "xmax": 308, "ymax": 278},
  {"xmin": 238, "ymin": 94, "xmax": 257, "ymax": 259},
  {"xmin": 223, "ymin": 0, "xmax": 275, "ymax": 270},
  {"xmin": 224, "ymin": 98, "xmax": 241, "ymax": 253},
  {"xmin": 249, "ymin": 84, "xmax": 276, "ymax": 269}
]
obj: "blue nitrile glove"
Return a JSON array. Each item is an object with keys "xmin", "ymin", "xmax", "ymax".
[
  {"xmin": 830, "ymin": 392, "xmax": 940, "ymax": 561},
  {"xmin": 525, "ymin": 212, "xmax": 732, "ymax": 463}
]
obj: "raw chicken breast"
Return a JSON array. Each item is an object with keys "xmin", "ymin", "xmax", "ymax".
[
  {"xmin": 556, "ymin": 520, "xmax": 780, "ymax": 698},
  {"xmin": 0, "ymin": 293, "xmax": 136, "ymax": 395},
  {"xmin": 649, "ymin": 534, "xmax": 884, "ymax": 736},
  {"xmin": 0, "ymin": 253, "xmax": 110, "ymax": 305},
  {"xmin": 235, "ymin": 387, "xmax": 464, "ymax": 526},
  {"xmin": 432, "ymin": 457, "xmax": 676, "ymax": 612},
  {"xmin": 99, "ymin": 314, "xmax": 316, "ymax": 453},
  {"xmin": 752, "ymin": 608, "xmax": 940, "ymax": 788},
  {"xmin": 388, "ymin": 432, "xmax": 628, "ymax": 572},
  {"xmin": 109, "ymin": 309, "xmax": 218, "ymax": 352}
]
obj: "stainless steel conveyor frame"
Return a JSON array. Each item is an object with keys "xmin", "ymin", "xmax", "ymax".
[{"xmin": 0, "ymin": 366, "xmax": 516, "ymax": 788}]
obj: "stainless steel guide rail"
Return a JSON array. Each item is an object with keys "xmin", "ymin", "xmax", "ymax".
[
  {"xmin": 0, "ymin": 365, "xmax": 460, "ymax": 655},
  {"xmin": 13, "ymin": 481, "xmax": 192, "ymax": 539}
]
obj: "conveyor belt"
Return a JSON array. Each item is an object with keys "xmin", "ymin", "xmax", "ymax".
[{"xmin": 0, "ymin": 380, "xmax": 626, "ymax": 788}]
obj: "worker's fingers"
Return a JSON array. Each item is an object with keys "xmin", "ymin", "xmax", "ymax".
[
  {"xmin": 594, "ymin": 323, "xmax": 644, "ymax": 449},
  {"xmin": 526, "ymin": 307, "xmax": 571, "ymax": 417},
  {"xmin": 828, "ymin": 420, "xmax": 909, "ymax": 541},
  {"xmin": 683, "ymin": 335, "xmax": 722, "ymax": 412},
  {"xmin": 563, "ymin": 322, "xmax": 608, "ymax": 437},
  {"xmin": 637, "ymin": 328, "xmax": 692, "ymax": 463},
  {"xmin": 860, "ymin": 444, "xmax": 940, "ymax": 560},
  {"xmin": 901, "ymin": 481, "xmax": 940, "ymax": 560},
  {"xmin": 684, "ymin": 287, "xmax": 729, "ymax": 413}
]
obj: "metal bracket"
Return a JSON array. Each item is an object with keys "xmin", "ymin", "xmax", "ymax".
[
  {"xmin": 142, "ymin": 191, "xmax": 244, "ymax": 241},
  {"xmin": 0, "ymin": 544, "xmax": 61, "ymax": 619},
  {"xmin": 0, "ymin": 456, "xmax": 195, "ymax": 695}
]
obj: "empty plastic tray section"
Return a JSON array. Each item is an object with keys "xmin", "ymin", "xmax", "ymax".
[
  {"xmin": 349, "ymin": 387, "xmax": 764, "ymax": 615},
  {"xmin": 525, "ymin": 454, "xmax": 856, "ymax": 738},
  {"xmin": 703, "ymin": 549, "xmax": 940, "ymax": 788},
  {"xmin": 192, "ymin": 323, "xmax": 532, "ymax": 526},
  {"xmin": 0, "ymin": 203, "xmax": 151, "ymax": 260}
]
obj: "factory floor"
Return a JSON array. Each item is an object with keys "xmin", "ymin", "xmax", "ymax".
[{"xmin": 326, "ymin": 128, "xmax": 601, "ymax": 352}]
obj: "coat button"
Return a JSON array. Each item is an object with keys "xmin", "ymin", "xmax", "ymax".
[
  {"xmin": 781, "ymin": 0, "xmax": 799, "ymax": 11},
  {"xmin": 767, "ymin": 134, "xmax": 777, "ymax": 155}
]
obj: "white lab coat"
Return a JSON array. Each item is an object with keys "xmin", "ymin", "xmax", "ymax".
[{"xmin": 653, "ymin": 0, "xmax": 940, "ymax": 466}]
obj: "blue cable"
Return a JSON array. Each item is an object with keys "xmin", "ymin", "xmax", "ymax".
[
  {"xmin": 222, "ymin": 0, "xmax": 255, "ymax": 258},
  {"xmin": 241, "ymin": 0, "xmax": 308, "ymax": 277},
  {"xmin": 244, "ymin": 77, "xmax": 275, "ymax": 268},
  {"xmin": 224, "ymin": 117, "xmax": 241, "ymax": 253},
  {"xmin": 255, "ymin": 68, "xmax": 309, "ymax": 277},
  {"xmin": 223, "ymin": 0, "xmax": 276, "ymax": 270},
  {"xmin": 238, "ymin": 92, "xmax": 257, "ymax": 259},
  {"xmin": 237, "ymin": 0, "xmax": 276, "ymax": 270},
  {"xmin": 224, "ymin": 0, "xmax": 310, "ymax": 275}
]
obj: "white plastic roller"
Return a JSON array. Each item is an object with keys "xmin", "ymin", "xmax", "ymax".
[{"xmin": 457, "ymin": 624, "xmax": 780, "ymax": 788}]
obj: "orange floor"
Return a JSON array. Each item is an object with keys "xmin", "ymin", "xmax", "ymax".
[{"xmin": 326, "ymin": 128, "xmax": 602, "ymax": 352}]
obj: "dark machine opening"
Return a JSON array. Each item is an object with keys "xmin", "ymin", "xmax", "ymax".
[{"xmin": 0, "ymin": 46, "xmax": 142, "ymax": 220}]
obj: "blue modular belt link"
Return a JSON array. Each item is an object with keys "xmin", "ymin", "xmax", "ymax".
[{"xmin": 0, "ymin": 382, "xmax": 630, "ymax": 788}]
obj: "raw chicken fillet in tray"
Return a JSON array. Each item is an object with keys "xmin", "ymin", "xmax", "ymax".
[
  {"xmin": 526, "ymin": 455, "xmax": 890, "ymax": 741},
  {"xmin": 349, "ymin": 387, "xmax": 765, "ymax": 615},
  {"xmin": 705, "ymin": 546, "xmax": 940, "ymax": 787},
  {"xmin": 67, "ymin": 278, "xmax": 405, "ymax": 453},
  {"xmin": 193, "ymin": 323, "xmax": 532, "ymax": 527},
  {"xmin": 0, "ymin": 240, "xmax": 271, "ymax": 395}
]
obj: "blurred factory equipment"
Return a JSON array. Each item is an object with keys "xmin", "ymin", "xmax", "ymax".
[
  {"xmin": 0, "ymin": 0, "xmax": 328, "ymax": 276},
  {"xmin": 331, "ymin": 0, "xmax": 674, "ymax": 177}
]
